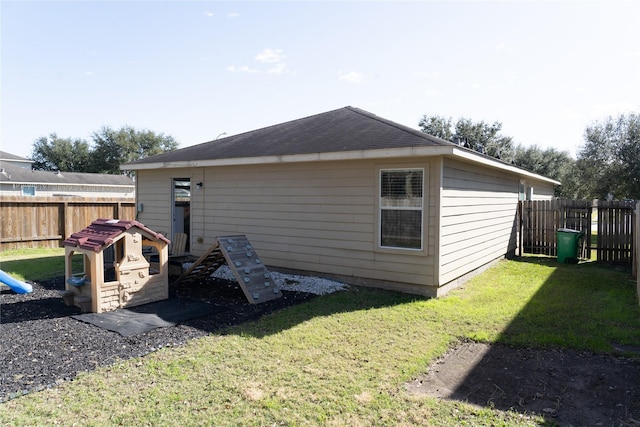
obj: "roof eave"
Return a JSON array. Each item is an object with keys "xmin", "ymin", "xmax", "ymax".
[
  {"xmin": 449, "ymin": 147, "xmax": 561, "ymax": 186},
  {"xmin": 121, "ymin": 145, "xmax": 560, "ymax": 186},
  {"xmin": 121, "ymin": 146, "xmax": 457, "ymax": 171}
]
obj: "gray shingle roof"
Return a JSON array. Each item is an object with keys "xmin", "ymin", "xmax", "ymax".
[
  {"xmin": 0, "ymin": 162, "xmax": 134, "ymax": 186},
  {"xmin": 0, "ymin": 151, "xmax": 32, "ymax": 162},
  {"xmin": 124, "ymin": 106, "xmax": 454, "ymax": 166}
]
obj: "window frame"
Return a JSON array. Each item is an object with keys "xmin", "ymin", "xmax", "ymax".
[
  {"xmin": 378, "ymin": 167, "xmax": 425, "ymax": 252},
  {"xmin": 21, "ymin": 185, "xmax": 36, "ymax": 196}
]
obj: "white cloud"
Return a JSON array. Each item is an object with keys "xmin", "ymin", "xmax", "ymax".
[
  {"xmin": 267, "ymin": 63, "xmax": 289, "ymax": 75},
  {"xmin": 227, "ymin": 12, "xmax": 240, "ymax": 18},
  {"xmin": 204, "ymin": 11, "xmax": 214, "ymax": 17},
  {"xmin": 226, "ymin": 65, "xmax": 259, "ymax": 74},
  {"xmin": 255, "ymin": 48, "xmax": 286, "ymax": 63},
  {"xmin": 228, "ymin": 48, "xmax": 292, "ymax": 76},
  {"xmin": 339, "ymin": 71, "xmax": 364, "ymax": 84},
  {"xmin": 413, "ymin": 71, "xmax": 444, "ymax": 79}
]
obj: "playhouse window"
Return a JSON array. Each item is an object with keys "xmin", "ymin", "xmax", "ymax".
[{"xmin": 379, "ymin": 168, "xmax": 424, "ymax": 250}]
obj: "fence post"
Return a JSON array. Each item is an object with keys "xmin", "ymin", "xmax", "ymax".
[
  {"xmin": 635, "ymin": 201, "xmax": 639, "ymax": 305},
  {"xmin": 518, "ymin": 201, "xmax": 523, "ymax": 256},
  {"xmin": 62, "ymin": 202, "xmax": 69, "ymax": 245}
]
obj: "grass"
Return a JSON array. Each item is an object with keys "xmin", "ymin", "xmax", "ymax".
[
  {"xmin": 1, "ymin": 251, "xmax": 639, "ymax": 426},
  {"xmin": 0, "ymin": 248, "xmax": 67, "ymax": 281}
]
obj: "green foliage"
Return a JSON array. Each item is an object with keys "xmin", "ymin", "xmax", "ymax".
[
  {"xmin": 418, "ymin": 114, "xmax": 515, "ymax": 162},
  {"xmin": 417, "ymin": 114, "xmax": 453, "ymax": 140},
  {"xmin": 30, "ymin": 126, "xmax": 178, "ymax": 176},
  {"xmin": 454, "ymin": 118, "xmax": 515, "ymax": 162},
  {"xmin": 90, "ymin": 126, "xmax": 179, "ymax": 175},
  {"xmin": 31, "ymin": 134, "xmax": 92, "ymax": 172},
  {"xmin": 513, "ymin": 145, "xmax": 578, "ymax": 198},
  {"xmin": 576, "ymin": 112, "xmax": 640, "ymax": 200}
]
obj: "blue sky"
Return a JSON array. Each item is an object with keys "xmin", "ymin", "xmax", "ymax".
[{"xmin": 2, "ymin": 1, "xmax": 639, "ymax": 160}]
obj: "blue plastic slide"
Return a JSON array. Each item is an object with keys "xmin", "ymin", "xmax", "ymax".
[{"xmin": 0, "ymin": 269, "xmax": 33, "ymax": 294}]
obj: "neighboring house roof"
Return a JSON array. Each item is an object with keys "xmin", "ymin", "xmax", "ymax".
[
  {"xmin": 0, "ymin": 162, "xmax": 134, "ymax": 187},
  {"xmin": 63, "ymin": 218, "xmax": 170, "ymax": 252},
  {"xmin": 0, "ymin": 151, "xmax": 32, "ymax": 161},
  {"xmin": 0, "ymin": 151, "xmax": 34, "ymax": 168},
  {"xmin": 122, "ymin": 106, "xmax": 560, "ymax": 185}
]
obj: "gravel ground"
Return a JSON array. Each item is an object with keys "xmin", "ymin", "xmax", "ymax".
[{"xmin": 0, "ymin": 271, "xmax": 346, "ymax": 402}]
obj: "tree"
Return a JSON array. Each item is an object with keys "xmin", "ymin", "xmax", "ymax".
[
  {"xmin": 513, "ymin": 145, "xmax": 578, "ymax": 198},
  {"xmin": 418, "ymin": 115, "xmax": 515, "ymax": 163},
  {"xmin": 90, "ymin": 126, "xmax": 179, "ymax": 175},
  {"xmin": 31, "ymin": 134, "xmax": 92, "ymax": 172},
  {"xmin": 454, "ymin": 118, "xmax": 515, "ymax": 162},
  {"xmin": 575, "ymin": 113, "xmax": 640, "ymax": 200},
  {"xmin": 417, "ymin": 115, "xmax": 453, "ymax": 141},
  {"xmin": 30, "ymin": 126, "xmax": 179, "ymax": 176}
]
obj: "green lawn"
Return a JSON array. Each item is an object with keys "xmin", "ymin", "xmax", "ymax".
[
  {"xmin": 0, "ymin": 248, "xmax": 67, "ymax": 281},
  {"xmin": 1, "ymin": 250, "xmax": 639, "ymax": 426}
]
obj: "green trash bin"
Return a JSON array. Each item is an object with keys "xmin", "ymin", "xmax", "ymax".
[{"xmin": 557, "ymin": 228, "xmax": 583, "ymax": 264}]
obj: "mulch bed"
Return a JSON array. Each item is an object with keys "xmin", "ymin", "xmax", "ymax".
[{"xmin": 0, "ymin": 276, "xmax": 315, "ymax": 402}]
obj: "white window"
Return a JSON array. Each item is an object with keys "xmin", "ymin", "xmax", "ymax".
[
  {"xmin": 518, "ymin": 180, "xmax": 525, "ymax": 201},
  {"xmin": 379, "ymin": 168, "xmax": 424, "ymax": 250},
  {"xmin": 22, "ymin": 185, "xmax": 36, "ymax": 196}
]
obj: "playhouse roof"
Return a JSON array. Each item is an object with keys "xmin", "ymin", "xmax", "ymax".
[{"xmin": 63, "ymin": 219, "xmax": 170, "ymax": 252}]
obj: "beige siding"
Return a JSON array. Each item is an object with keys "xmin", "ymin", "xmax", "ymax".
[
  {"xmin": 204, "ymin": 159, "xmax": 438, "ymax": 289},
  {"xmin": 530, "ymin": 182, "xmax": 555, "ymax": 200},
  {"xmin": 137, "ymin": 159, "xmax": 439, "ymax": 294},
  {"xmin": 439, "ymin": 158, "xmax": 519, "ymax": 285},
  {"xmin": 134, "ymin": 155, "xmax": 556, "ymax": 296},
  {"xmin": 135, "ymin": 167, "xmax": 205, "ymax": 241}
]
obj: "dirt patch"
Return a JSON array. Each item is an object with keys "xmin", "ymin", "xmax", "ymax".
[{"xmin": 406, "ymin": 341, "xmax": 640, "ymax": 426}]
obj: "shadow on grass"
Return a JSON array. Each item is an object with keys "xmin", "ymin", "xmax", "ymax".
[
  {"xmin": 438, "ymin": 256, "xmax": 640, "ymax": 426},
  {"xmin": 239, "ymin": 287, "xmax": 422, "ymax": 338}
]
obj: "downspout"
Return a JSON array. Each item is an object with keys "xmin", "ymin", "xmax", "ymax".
[{"xmin": 433, "ymin": 157, "xmax": 443, "ymax": 290}]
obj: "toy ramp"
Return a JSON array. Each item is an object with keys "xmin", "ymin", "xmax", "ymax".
[{"xmin": 176, "ymin": 235, "xmax": 281, "ymax": 304}]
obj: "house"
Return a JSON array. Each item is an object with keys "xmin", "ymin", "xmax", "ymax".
[
  {"xmin": 0, "ymin": 151, "xmax": 134, "ymax": 198},
  {"xmin": 121, "ymin": 107, "xmax": 559, "ymax": 297}
]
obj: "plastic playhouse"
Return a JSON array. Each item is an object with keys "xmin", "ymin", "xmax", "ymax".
[{"xmin": 62, "ymin": 219, "xmax": 170, "ymax": 313}]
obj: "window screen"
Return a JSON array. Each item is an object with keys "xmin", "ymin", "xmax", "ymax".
[{"xmin": 380, "ymin": 169, "xmax": 423, "ymax": 249}]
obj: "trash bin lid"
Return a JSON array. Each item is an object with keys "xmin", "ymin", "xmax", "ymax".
[{"xmin": 557, "ymin": 228, "xmax": 582, "ymax": 233}]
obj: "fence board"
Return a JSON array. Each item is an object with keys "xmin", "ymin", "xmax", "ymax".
[
  {"xmin": 520, "ymin": 200, "xmax": 592, "ymax": 257},
  {"xmin": 597, "ymin": 200, "xmax": 634, "ymax": 264},
  {"xmin": 520, "ymin": 199, "xmax": 635, "ymax": 266},
  {"xmin": 635, "ymin": 202, "xmax": 639, "ymax": 305},
  {"xmin": 0, "ymin": 196, "xmax": 135, "ymax": 251}
]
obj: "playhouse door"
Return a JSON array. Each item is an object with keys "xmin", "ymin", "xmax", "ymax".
[{"xmin": 172, "ymin": 178, "xmax": 191, "ymax": 252}]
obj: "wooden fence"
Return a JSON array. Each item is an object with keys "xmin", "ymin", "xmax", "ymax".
[
  {"xmin": 519, "ymin": 199, "xmax": 592, "ymax": 258},
  {"xmin": 519, "ymin": 199, "xmax": 636, "ymax": 265},
  {"xmin": 635, "ymin": 202, "xmax": 639, "ymax": 305},
  {"xmin": 0, "ymin": 196, "xmax": 136, "ymax": 251},
  {"xmin": 597, "ymin": 200, "xmax": 636, "ymax": 264}
]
